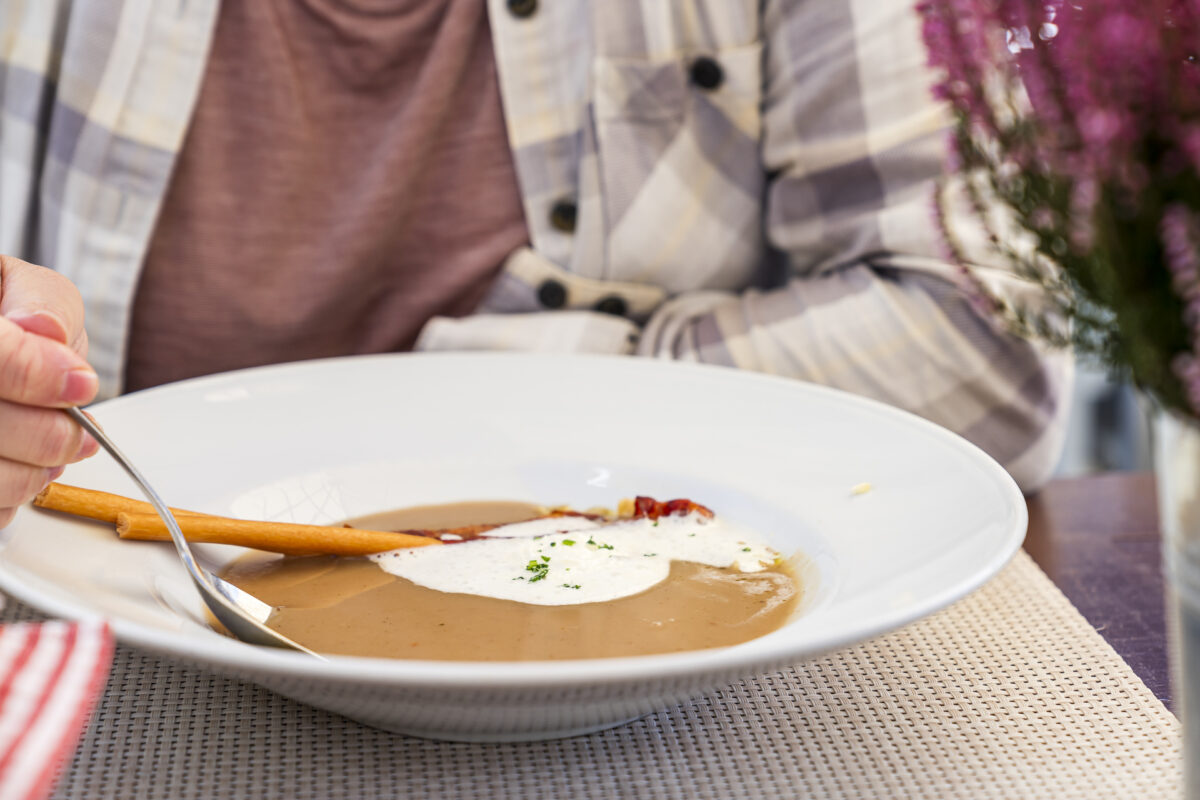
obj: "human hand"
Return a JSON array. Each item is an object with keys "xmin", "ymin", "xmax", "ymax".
[{"xmin": 0, "ymin": 256, "xmax": 99, "ymax": 528}]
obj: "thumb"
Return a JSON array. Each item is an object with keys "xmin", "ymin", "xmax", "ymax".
[{"xmin": 0, "ymin": 256, "xmax": 85, "ymax": 349}]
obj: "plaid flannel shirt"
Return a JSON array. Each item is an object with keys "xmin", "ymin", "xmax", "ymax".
[{"xmin": 0, "ymin": 0, "xmax": 1071, "ymax": 490}]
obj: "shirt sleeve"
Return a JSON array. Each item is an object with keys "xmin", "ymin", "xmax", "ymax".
[{"xmin": 635, "ymin": 0, "xmax": 1072, "ymax": 492}]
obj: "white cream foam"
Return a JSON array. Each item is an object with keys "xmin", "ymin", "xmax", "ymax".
[{"xmin": 368, "ymin": 512, "xmax": 779, "ymax": 606}]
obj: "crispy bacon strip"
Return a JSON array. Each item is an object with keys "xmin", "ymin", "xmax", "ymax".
[
  {"xmin": 630, "ymin": 496, "xmax": 714, "ymax": 521},
  {"xmin": 373, "ymin": 498, "xmax": 714, "ymax": 542}
]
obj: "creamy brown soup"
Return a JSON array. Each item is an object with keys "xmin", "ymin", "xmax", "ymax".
[{"xmin": 218, "ymin": 501, "xmax": 800, "ymax": 661}]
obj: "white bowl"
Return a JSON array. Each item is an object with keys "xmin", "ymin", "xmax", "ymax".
[{"xmin": 0, "ymin": 353, "xmax": 1025, "ymax": 741}]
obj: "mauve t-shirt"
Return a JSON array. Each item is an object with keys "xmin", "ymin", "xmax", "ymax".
[{"xmin": 124, "ymin": 0, "xmax": 528, "ymax": 392}]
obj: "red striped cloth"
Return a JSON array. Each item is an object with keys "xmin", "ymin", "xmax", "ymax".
[{"xmin": 0, "ymin": 621, "xmax": 113, "ymax": 800}]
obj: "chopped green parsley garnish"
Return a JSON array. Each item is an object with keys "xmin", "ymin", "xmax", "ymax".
[
  {"xmin": 562, "ymin": 539, "xmax": 576, "ymax": 546},
  {"xmin": 561, "ymin": 583, "xmax": 581, "ymax": 590},
  {"xmin": 525, "ymin": 558, "xmax": 550, "ymax": 583},
  {"xmin": 741, "ymin": 547, "xmax": 752, "ymax": 552},
  {"xmin": 587, "ymin": 536, "xmax": 614, "ymax": 550}
]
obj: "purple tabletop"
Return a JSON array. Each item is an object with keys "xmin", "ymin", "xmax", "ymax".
[{"xmin": 1023, "ymin": 472, "xmax": 1170, "ymax": 711}]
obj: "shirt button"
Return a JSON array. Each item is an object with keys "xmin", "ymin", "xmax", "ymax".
[
  {"xmin": 594, "ymin": 296, "xmax": 628, "ymax": 317},
  {"xmin": 507, "ymin": 0, "xmax": 537, "ymax": 18},
  {"xmin": 537, "ymin": 279, "xmax": 568, "ymax": 309},
  {"xmin": 549, "ymin": 199, "xmax": 578, "ymax": 233},
  {"xmin": 689, "ymin": 56, "xmax": 724, "ymax": 91}
]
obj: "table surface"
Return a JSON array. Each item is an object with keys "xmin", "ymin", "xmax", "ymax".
[{"xmin": 1024, "ymin": 471, "xmax": 1170, "ymax": 709}]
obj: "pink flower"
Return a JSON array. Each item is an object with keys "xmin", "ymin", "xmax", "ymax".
[{"xmin": 918, "ymin": 0, "xmax": 1200, "ymax": 417}]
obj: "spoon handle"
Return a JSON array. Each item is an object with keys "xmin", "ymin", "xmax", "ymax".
[{"xmin": 64, "ymin": 408, "xmax": 203, "ymax": 582}]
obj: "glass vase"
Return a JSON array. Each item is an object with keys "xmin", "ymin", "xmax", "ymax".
[{"xmin": 1153, "ymin": 407, "xmax": 1200, "ymax": 795}]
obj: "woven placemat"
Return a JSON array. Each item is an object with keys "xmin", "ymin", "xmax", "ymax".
[{"xmin": 2, "ymin": 551, "xmax": 1181, "ymax": 799}]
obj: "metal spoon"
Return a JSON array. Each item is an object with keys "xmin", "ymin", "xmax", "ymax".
[{"xmin": 65, "ymin": 407, "xmax": 319, "ymax": 657}]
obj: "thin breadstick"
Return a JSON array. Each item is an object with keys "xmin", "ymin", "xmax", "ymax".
[
  {"xmin": 115, "ymin": 512, "xmax": 441, "ymax": 557},
  {"xmin": 34, "ymin": 482, "xmax": 208, "ymax": 523}
]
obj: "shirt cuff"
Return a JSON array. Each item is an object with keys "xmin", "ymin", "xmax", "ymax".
[{"xmin": 415, "ymin": 312, "xmax": 640, "ymax": 355}]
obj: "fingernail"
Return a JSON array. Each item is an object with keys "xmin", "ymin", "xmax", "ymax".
[
  {"xmin": 74, "ymin": 433, "xmax": 99, "ymax": 461},
  {"xmin": 46, "ymin": 465, "xmax": 66, "ymax": 483},
  {"xmin": 60, "ymin": 367, "xmax": 98, "ymax": 405},
  {"xmin": 5, "ymin": 310, "xmax": 69, "ymax": 344}
]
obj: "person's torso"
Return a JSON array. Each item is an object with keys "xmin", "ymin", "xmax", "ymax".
[
  {"xmin": 1, "ymin": 0, "xmax": 770, "ymax": 396},
  {"xmin": 124, "ymin": 0, "xmax": 529, "ymax": 390}
]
